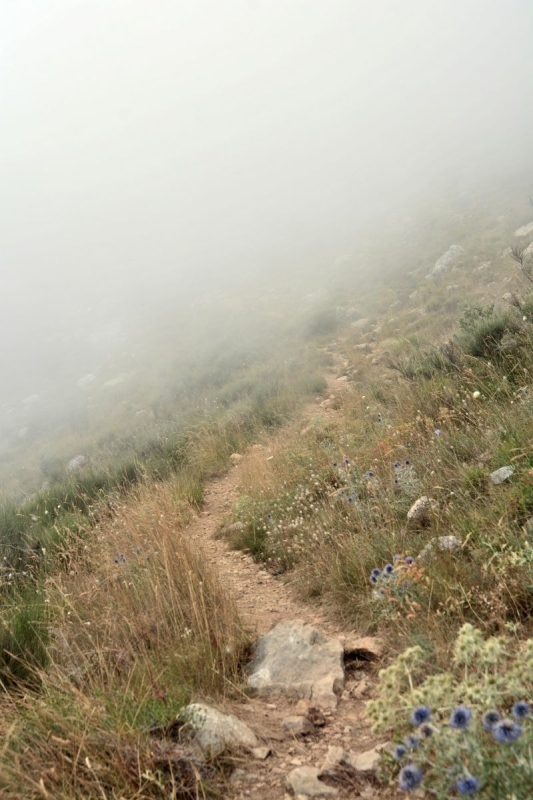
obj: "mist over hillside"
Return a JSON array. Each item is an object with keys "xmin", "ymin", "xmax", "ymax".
[{"xmin": 1, "ymin": 1, "xmax": 533, "ymax": 497}]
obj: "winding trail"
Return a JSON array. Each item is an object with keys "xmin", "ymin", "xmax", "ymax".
[{"xmin": 185, "ymin": 358, "xmax": 393, "ymax": 799}]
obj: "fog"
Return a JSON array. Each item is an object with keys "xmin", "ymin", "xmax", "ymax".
[{"xmin": 1, "ymin": 1, "xmax": 533, "ymax": 449}]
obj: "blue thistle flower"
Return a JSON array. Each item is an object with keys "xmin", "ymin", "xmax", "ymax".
[
  {"xmin": 404, "ymin": 459, "xmax": 411, "ymax": 466},
  {"xmin": 434, "ymin": 429, "xmax": 442, "ymax": 436},
  {"xmin": 394, "ymin": 461, "xmax": 402, "ymax": 468},
  {"xmin": 450, "ymin": 706, "xmax": 472, "ymax": 730},
  {"xmin": 371, "ymin": 568, "xmax": 381, "ymax": 578},
  {"xmin": 403, "ymin": 734, "xmax": 420, "ymax": 750},
  {"xmin": 370, "ymin": 574, "xmax": 379, "ymax": 584},
  {"xmin": 512, "ymin": 701, "xmax": 530, "ymax": 720},
  {"xmin": 344, "ymin": 458, "xmax": 351, "ymax": 465},
  {"xmin": 410, "ymin": 705, "xmax": 431, "ymax": 726},
  {"xmin": 366, "ymin": 470, "xmax": 375, "ymax": 478},
  {"xmin": 332, "ymin": 462, "xmax": 338, "ymax": 467},
  {"xmin": 419, "ymin": 723, "xmax": 435, "ymax": 738},
  {"xmin": 455, "ymin": 775, "xmax": 480, "ymax": 796},
  {"xmin": 404, "ymin": 556, "xmax": 415, "ymax": 565},
  {"xmin": 398, "ymin": 764, "xmax": 423, "ymax": 792},
  {"xmin": 392, "ymin": 744, "xmax": 407, "ymax": 761},
  {"xmin": 482, "ymin": 710, "xmax": 501, "ymax": 731},
  {"xmin": 492, "ymin": 718, "xmax": 523, "ymax": 744},
  {"xmin": 384, "ymin": 563, "xmax": 394, "ymax": 576}
]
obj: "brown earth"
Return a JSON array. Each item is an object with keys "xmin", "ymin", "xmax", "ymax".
[{"xmin": 185, "ymin": 357, "xmax": 399, "ymax": 798}]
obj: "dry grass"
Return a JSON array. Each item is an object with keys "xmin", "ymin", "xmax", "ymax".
[{"xmin": 0, "ymin": 478, "xmax": 248, "ymax": 798}]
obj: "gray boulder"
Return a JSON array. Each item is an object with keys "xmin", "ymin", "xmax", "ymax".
[
  {"xmin": 282, "ymin": 715, "xmax": 315, "ymax": 736},
  {"xmin": 407, "ymin": 496, "xmax": 438, "ymax": 525},
  {"xmin": 181, "ymin": 703, "xmax": 259, "ymax": 759},
  {"xmin": 427, "ymin": 245, "xmax": 465, "ymax": 278},
  {"xmin": 66, "ymin": 454, "xmax": 88, "ymax": 474},
  {"xmin": 418, "ymin": 535, "xmax": 462, "ymax": 562},
  {"xmin": 490, "ymin": 466, "xmax": 514, "ymax": 485},
  {"xmin": 514, "ymin": 221, "xmax": 533, "ymax": 237},
  {"xmin": 247, "ymin": 621, "xmax": 345, "ymax": 709},
  {"xmin": 286, "ymin": 766, "xmax": 338, "ymax": 797},
  {"xmin": 320, "ymin": 743, "xmax": 386, "ymax": 776}
]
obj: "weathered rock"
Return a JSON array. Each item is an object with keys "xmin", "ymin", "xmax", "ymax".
[
  {"xmin": 66, "ymin": 454, "xmax": 88, "ymax": 474},
  {"xmin": 247, "ymin": 621, "xmax": 345, "ymax": 709},
  {"xmin": 251, "ymin": 746, "xmax": 272, "ymax": 760},
  {"xmin": 343, "ymin": 636, "xmax": 384, "ymax": 662},
  {"xmin": 182, "ymin": 703, "xmax": 259, "ymax": 759},
  {"xmin": 351, "ymin": 746, "xmax": 384, "ymax": 774},
  {"xmin": 490, "ymin": 466, "xmax": 514, "ymax": 485},
  {"xmin": 514, "ymin": 221, "xmax": 533, "ymax": 237},
  {"xmin": 229, "ymin": 453, "xmax": 243, "ymax": 466},
  {"xmin": 427, "ymin": 245, "xmax": 464, "ymax": 278},
  {"xmin": 418, "ymin": 535, "xmax": 462, "ymax": 562},
  {"xmin": 286, "ymin": 766, "xmax": 338, "ymax": 797},
  {"xmin": 320, "ymin": 746, "xmax": 350, "ymax": 774},
  {"xmin": 350, "ymin": 318, "xmax": 371, "ymax": 331},
  {"xmin": 225, "ymin": 521, "xmax": 245, "ymax": 533},
  {"xmin": 407, "ymin": 496, "xmax": 438, "ymax": 525},
  {"xmin": 522, "ymin": 242, "xmax": 533, "ymax": 273},
  {"xmin": 320, "ymin": 743, "xmax": 386, "ymax": 776},
  {"xmin": 282, "ymin": 715, "xmax": 315, "ymax": 736}
]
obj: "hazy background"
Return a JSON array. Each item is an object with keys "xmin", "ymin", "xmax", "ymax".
[{"xmin": 1, "ymin": 0, "xmax": 533, "ymax": 410}]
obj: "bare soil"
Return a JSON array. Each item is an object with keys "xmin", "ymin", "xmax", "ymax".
[{"xmin": 185, "ymin": 359, "xmax": 398, "ymax": 798}]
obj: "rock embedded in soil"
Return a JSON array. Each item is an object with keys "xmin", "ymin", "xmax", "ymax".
[
  {"xmin": 417, "ymin": 535, "xmax": 462, "ymax": 562},
  {"xmin": 490, "ymin": 465, "xmax": 514, "ymax": 485},
  {"xmin": 286, "ymin": 766, "xmax": 338, "ymax": 797},
  {"xmin": 247, "ymin": 620, "xmax": 345, "ymax": 709},
  {"xmin": 343, "ymin": 636, "xmax": 384, "ymax": 662},
  {"xmin": 282, "ymin": 715, "xmax": 315, "ymax": 736},
  {"xmin": 320, "ymin": 743, "xmax": 387, "ymax": 776},
  {"xmin": 182, "ymin": 703, "xmax": 259, "ymax": 758},
  {"xmin": 407, "ymin": 496, "xmax": 438, "ymax": 525}
]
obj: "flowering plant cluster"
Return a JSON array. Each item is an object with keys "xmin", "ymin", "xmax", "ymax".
[
  {"xmin": 369, "ymin": 555, "xmax": 426, "ymax": 620},
  {"xmin": 368, "ymin": 624, "xmax": 533, "ymax": 798}
]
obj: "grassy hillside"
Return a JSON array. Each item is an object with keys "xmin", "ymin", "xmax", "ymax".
[{"xmin": 1, "ymin": 173, "xmax": 533, "ymax": 796}]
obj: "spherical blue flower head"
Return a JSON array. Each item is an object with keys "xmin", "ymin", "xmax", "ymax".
[
  {"xmin": 332, "ymin": 461, "xmax": 338, "ymax": 467},
  {"xmin": 384, "ymin": 563, "xmax": 394, "ymax": 576},
  {"xmin": 344, "ymin": 458, "xmax": 351, "ymax": 465},
  {"xmin": 370, "ymin": 574, "xmax": 379, "ymax": 585},
  {"xmin": 394, "ymin": 461, "xmax": 402, "ymax": 468},
  {"xmin": 482, "ymin": 710, "xmax": 501, "ymax": 731},
  {"xmin": 371, "ymin": 568, "xmax": 382, "ymax": 578},
  {"xmin": 455, "ymin": 775, "xmax": 480, "ymax": 796},
  {"xmin": 512, "ymin": 701, "xmax": 530, "ymax": 720},
  {"xmin": 392, "ymin": 744, "xmax": 407, "ymax": 761},
  {"xmin": 366, "ymin": 471, "xmax": 375, "ymax": 478},
  {"xmin": 410, "ymin": 705, "xmax": 431, "ymax": 726},
  {"xmin": 403, "ymin": 734, "xmax": 420, "ymax": 750},
  {"xmin": 492, "ymin": 718, "xmax": 523, "ymax": 744},
  {"xmin": 419, "ymin": 723, "xmax": 435, "ymax": 739},
  {"xmin": 404, "ymin": 460, "xmax": 411, "ymax": 466},
  {"xmin": 398, "ymin": 764, "xmax": 423, "ymax": 792},
  {"xmin": 404, "ymin": 556, "xmax": 415, "ymax": 565},
  {"xmin": 450, "ymin": 706, "xmax": 472, "ymax": 730},
  {"xmin": 266, "ymin": 513, "xmax": 273, "ymax": 520}
]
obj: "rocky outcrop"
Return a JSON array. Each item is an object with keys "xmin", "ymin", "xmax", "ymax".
[
  {"xmin": 181, "ymin": 703, "xmax": 259, "ymax": 758},
  {"xmin": 427, "ymin": 245, "xmax": 465, "ymax": 278},
  {"xmin": 247, "ymin": 621, "xmax": 345, "ymax": 709}
]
